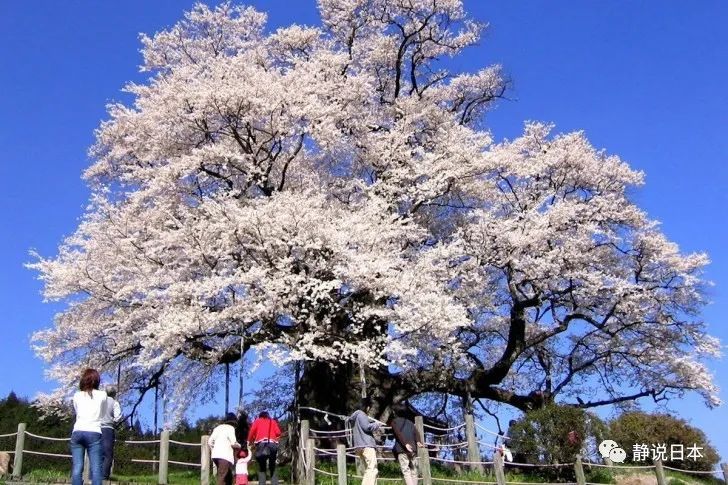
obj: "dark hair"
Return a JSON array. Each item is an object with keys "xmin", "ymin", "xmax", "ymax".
[
  {"xmin": 224, "ymin": 412, "xmax": 237, "ymax": 425},
  {"xmin": 236, "ymin": 412, "xmax": 250, "ymax": 443},
  {"xmin": 390, "ymin": 404, "xmax": 405, "ymax": 418},
  {"xmin": 360, "ymin": 396, "xmax": 371, "ymax": 411},
  {"xmin": 105, "ymin": 385, "xmax": 118, "ymax": 399},
  {"xmin": 79, "ymin": 368, "xmax": 101, "ymax": 397},
  {"xmin": 258, "ymin": 411, "xmax": 270, "ymax": 419}
]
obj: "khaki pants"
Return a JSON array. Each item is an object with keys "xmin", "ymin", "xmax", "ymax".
[
  {"xmin": 357, "ymin": 447, "xmax": 378, "ymax": 485},
  {"xmin": 397, "ymin": 453, "xmax": 418, "ymax": 485}
]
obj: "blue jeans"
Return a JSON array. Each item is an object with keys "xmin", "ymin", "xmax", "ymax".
[{"xmin": 70, "ymin": 431, "xmax": 103, "ymax": 485}]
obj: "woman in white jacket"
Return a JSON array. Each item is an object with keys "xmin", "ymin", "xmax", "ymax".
[{"xmin": 209, "ymin": 413, "xmax": 241, "ymax": 485}]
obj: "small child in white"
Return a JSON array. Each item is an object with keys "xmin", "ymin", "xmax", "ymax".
[{"xmin": 235, "ymin": 449, "xmax": 251, "ymax": 485}]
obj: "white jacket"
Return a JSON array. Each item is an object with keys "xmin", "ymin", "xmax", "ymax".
[
  {"xmin": 209, "ymin": 424, "xmax": 239, "ymax": 464},
  {"xmin": 235, "ymin": 453, "xmax": 251, "ymax": 475}
]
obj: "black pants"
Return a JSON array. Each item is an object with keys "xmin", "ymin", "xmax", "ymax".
[
  {"xmin": 255, "ymin": 443, "xmax": 278, "ymax": 485},
  {"xmin": 101, "ymin": 427, "xmax": 115, "ymax": 479},
  {"xmin": 213, "ymin": 458, "xmax": 234, "ymax": 485}
]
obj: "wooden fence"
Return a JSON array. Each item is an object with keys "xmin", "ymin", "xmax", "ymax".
[
  {"xmin": 2, "ymin": 418, "xmax": 728, "ymax": 485},
  {"xmin": 1, "ymin": 423, "xmax": 211, "ymax": 485},
  {"xmin": 296, "ymin": 413, "xmax": 728, "ymax": 485}
]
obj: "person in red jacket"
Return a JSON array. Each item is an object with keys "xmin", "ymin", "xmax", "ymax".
[{"xmin": 247, "ymin": 411, "xmax": 282, "ymax": 485}]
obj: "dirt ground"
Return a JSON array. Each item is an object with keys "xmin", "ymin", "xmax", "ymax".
[{"xmin": 616, "ymin": 473, "xmax": 659, "ymax": 485}]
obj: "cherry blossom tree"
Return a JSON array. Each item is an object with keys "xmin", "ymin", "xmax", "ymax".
[{"xmin": 30, "ymin": 0, "xmax": 719, "ymax": 430}]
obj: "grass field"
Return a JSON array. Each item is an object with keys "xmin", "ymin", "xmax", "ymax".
[{"xmin": 1, "ymin": 463, "xmax": 723, "ymax": 485}]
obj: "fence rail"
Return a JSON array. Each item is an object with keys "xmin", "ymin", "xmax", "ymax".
[
  {"xmin": 294, "ymin": 412, "xmax": 728, "ymax": 485},
  {"xmin": 5, "ymin": 422, "xmax": 212, "ymax": 485},
  {"xmin": 4, "ymin": 416, "xmax": 728, "ymax": 485}
]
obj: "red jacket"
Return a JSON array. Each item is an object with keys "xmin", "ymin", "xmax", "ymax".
[{"xmin": 247, "ymin": 417, "xmax": 282, "ymax": 443}]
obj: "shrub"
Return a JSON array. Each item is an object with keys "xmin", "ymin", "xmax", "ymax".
[
  {"xmin": 608, "ymin": 412, "xmax": 719, "ymax": 471},
  {"xmin": 508, "ymin": 404, "xmax": 605, "ymax": 465}
]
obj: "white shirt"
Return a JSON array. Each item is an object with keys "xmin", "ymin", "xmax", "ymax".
[
  {"xmin": 208, "ymin": 423, "xmax": 239, "ymax": 464},
  {"xmin": 100, "ymin": 397, "xmax": 122, "ymax": 428},
  {"xmin": 72, "ymin": 390, "xmax": 108, "ymax": 434},
  {"xmin": 235, "ymin": 453, "xmax": 251, "ymax": 475}
]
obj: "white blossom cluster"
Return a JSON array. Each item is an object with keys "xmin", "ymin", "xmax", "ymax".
[{"xmin": 30, "ymin": 1, "xmax": 720, "ymax": 417}]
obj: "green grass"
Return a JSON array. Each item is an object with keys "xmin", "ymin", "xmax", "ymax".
[
  {"xmin": 16, "ymin": 469, "xmax": 202, "ymax": 484},
  {"xmin": 310, "ymin": 461, "xmax": 726, "ymax": 485},
  {"xmin": 583, "ymin": 466, "xmax": 724, "ymax": 485},
  {"xmin": 664, "ymin": 469, "xmax": 723, "ymax": 485},
  {"xmin": 12, "ymin": 463, "xmax": 724, "ymax": 485}
]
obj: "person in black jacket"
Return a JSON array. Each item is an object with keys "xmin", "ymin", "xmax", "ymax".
[
  {"xmin": 235, "ymin": 411, "xmax": 250, "ymax": 451},
  {"xmin": 389, "ymin": 407, "xmax": 424, "ymax": 485}
]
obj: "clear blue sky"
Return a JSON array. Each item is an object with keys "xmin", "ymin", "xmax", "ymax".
[{"xmin": 1, "ymin": 0, "xmax": 726, "ymax": 464}]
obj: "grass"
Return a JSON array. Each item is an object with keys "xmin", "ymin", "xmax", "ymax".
[
  {"xmin": 7, "ymin": 463, "xmax": 724, "ymax": 485},
  {"xmin": 582, "ymin": 466, "xmax": 725, "ymax": 485},
  {"xmin": 309, "ymin": 461, "xmax": 725, "ymax": 485},
  {"xmin": 8, "ymin": 469, "xmax": 202, "ymax": 484}
]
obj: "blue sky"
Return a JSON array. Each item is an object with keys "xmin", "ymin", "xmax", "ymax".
[{"xmin": 1, "ymin": 0, "xmax": 727, "ymax": 464}]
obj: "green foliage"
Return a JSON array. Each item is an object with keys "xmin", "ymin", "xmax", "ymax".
[
  {"xmin": 508, "ymin": 404, "xmax": 605, "ymax": 464},
  {"xmin": 584, "ymin": 466, "xmax": 615, "ymax": 484},
  {"xmin": 0, "ymin": 391, "xmax": 73, "ymax": 475},
  {"xmin": 668, "ymin": 478, "xmax": 687, "ymax": 485},
  {"xmin": 608, "ymin": 412, "xmax": 720, "ymax": 471},
  {"xmin": 504, "ymin": 404, "xmax": 606, "ymax": 481}
]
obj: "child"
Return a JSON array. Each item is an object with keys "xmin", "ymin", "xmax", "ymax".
[{"xmin": 235, "ymin": 449, "xmax": 251, "ymax": 485}]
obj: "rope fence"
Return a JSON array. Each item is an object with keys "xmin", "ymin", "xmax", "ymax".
[
  {"xmin": 432, "ymin": 478, "xmax": 497, "ymax": 484},
  {"xmin": 6, "ymin": 423, "xmax": 213, "ymax": 483},
  {"xmin": 297, "ymin": 413, "xmax": 728, "ymax": 485},
  {"xmin": 662, "ymin": 465, "xmax": 723, "ymax": 475},
  {"xmin": 168, "ymin": 459, "xmax": 201, "ymax": 467},
  {"xmin": 168, "ymin": 439, "xmax": 201, "ymax": 447},
  {"xmin": 123, "ymin": 439, "xmax": 161, "ymax": 444},
  {"xmin": 24, "ymin": 431, "xmax": 69, "ymax": 442},
  {"xmin": 5, "ymin": 414, "xmax": 727, "ymax": 485},
  {"xmin": 424, "ymin": 423, "xmax": 466, "ymax": 432},
  {"xmin": 583, "ymin": 462, "xmax": 656, "ymax": 469},
  {"xmin": 504, "ymin": 462, "xmax": 573, "ymax": 468},
  {"xmin": 22, "ymin": 450, "xmax": 72, "ymax": 459}
]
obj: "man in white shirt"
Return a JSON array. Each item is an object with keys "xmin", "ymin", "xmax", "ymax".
[{"xmin": 100, "ymin": 385, "xmax": 123, "ymax": 480}]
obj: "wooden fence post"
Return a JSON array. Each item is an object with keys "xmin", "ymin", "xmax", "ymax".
[
  {"xmin": 12, "ymin": 423, "xmax": 25, "ymax": 479},
  {"xmin": 465, "ymin": 414, "xmax": 483, "ymax": 473},
  {"xmin": 493, "ymin": 449, "xmax": 506, "ymax": 485},
  {"xmin": 200, "ymin": 435, "xmax": 210, "ymax": 485},
  {"xmin": 305, "ymin": 438, "xmax": 315, "ymax": 485},
  {"xmin": 654, "ymin": 459, "xmax": 666, "ymax": 485},
  {"xmin": 574, "ymin": 454, "xmax": 586, "ymax": 485},
  {"xmin": 337, "ymin": 443, "xmax": 348, "ymax": 485},
  {"xmin": 415, "ymin": 416, "xmax": 432, "ymax": 485},
  {"xmin": 298, "ymin": 419, "xmax": 309, "ymax": 483},
  {"xmin": 158, "ymin": 429, "xmax": 169, "ymax": 484},
  {"xmin": 721, "ymin": 463, "xmax": 728, "ymax": 484}
]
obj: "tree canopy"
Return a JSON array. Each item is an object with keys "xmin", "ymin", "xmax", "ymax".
[{"xmin": 30, "ymin": 0, "xmax": 720, "ymax": 423}]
